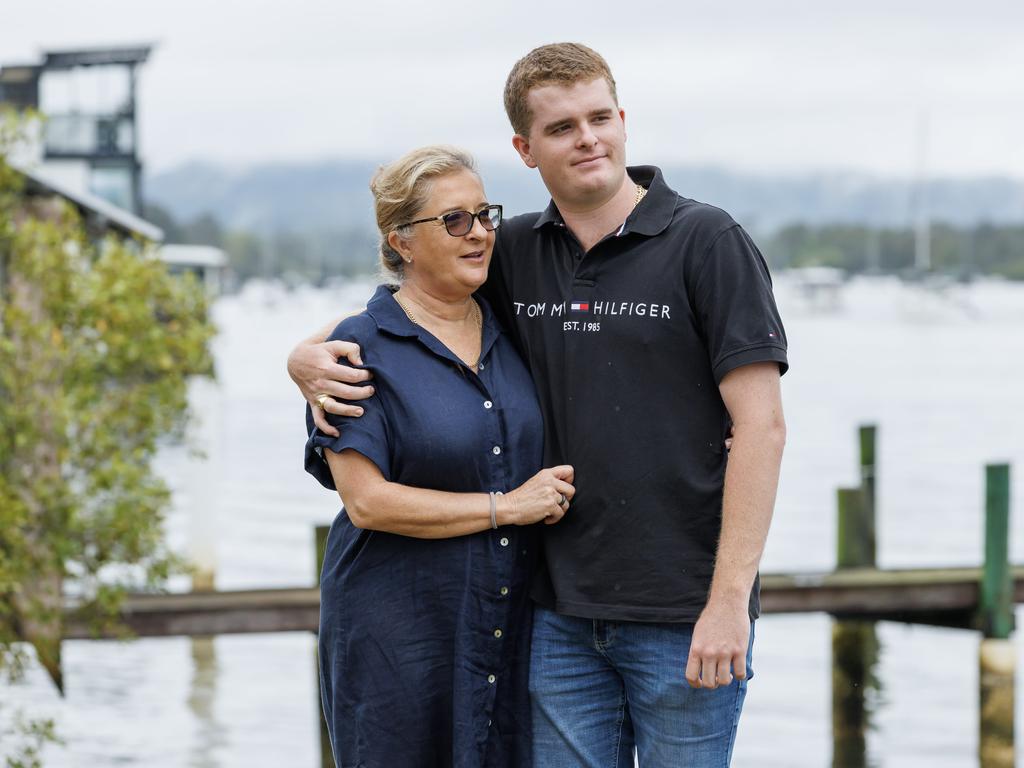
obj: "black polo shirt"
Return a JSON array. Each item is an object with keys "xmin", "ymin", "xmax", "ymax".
[{"xmin": 478, "ymin": 165, "xmax": 788, "ymax": 623}]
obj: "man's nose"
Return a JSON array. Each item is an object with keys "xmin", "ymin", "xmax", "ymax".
[{"xmin": 576, "ymin": 122, "xmax": 598, "ymax": 148}]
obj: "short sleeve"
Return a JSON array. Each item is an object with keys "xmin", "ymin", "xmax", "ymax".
[
  {"xmin": 303, "ymin": 385, "xmax": 392, "ymax": 490},
  {"xmin": 302, "ymin": 315, "xmax": 393, "ymax": 490},
  {"xmin": 692, "ymin": 224, "xmax": 789, "ymax": 384}
]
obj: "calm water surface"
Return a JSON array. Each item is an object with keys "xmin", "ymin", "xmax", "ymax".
[{"xmin": 4, "ymin": 275, "xmax": 1024, "ymax": 767}]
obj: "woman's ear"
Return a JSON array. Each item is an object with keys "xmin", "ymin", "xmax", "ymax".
[{"xmin": 388, "ymin": 230, "xmax": 414, "ymax": 263}]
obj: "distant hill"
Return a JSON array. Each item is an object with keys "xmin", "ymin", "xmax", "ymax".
[{"xmin": 146, "ymin": 159, "xmax": 1024, "ymax": 236}]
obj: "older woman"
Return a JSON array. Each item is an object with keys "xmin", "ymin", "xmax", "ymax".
[{"xmin": 304, "ymin": 146, "xmax": 573, "ymax": 768}]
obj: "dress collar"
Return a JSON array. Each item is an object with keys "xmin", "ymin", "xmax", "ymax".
[{"xmin": 366, "ymin": 284, "xmax": 502, "ymax": 369}]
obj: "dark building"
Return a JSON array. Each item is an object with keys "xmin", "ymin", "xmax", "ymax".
[{"xmin": 0, "ymin": 45, "xmax": 151, "ymax": 215}]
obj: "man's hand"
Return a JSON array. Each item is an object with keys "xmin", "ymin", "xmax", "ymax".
[
  {"xmin": 684, "ymin": 598, "xmax": 750, "ymax": 689},
  {"xmin": 288, "ymin": 339, "xmax": 373, "ymax": 436}
]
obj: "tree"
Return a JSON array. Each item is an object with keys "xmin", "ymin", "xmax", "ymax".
[{"xmin": 0, "ymin": 112, "xmax": 214, "ymax": 765}]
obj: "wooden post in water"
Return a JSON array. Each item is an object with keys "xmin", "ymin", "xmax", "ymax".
[
  {"xmin": 188, "ymin": 378, "xmax": 224, "ymax": 593},
  {"xmin": 979, "ymin": 464, "xmax": 1014, "ymax": 768},
  {"xmin": 858, "ymin": 425, "xmax": 876, "ymax": 539},
  {"xmin": 314, "ymin": 525, "xmax": 334, "ymax": 768},
  {"xmin": 832, "ymin": 425, "xmax": 880, "ymax": 768},
  {"xmin": 316, "ymin": 525, "xmax": 331, "ymax": 586}
]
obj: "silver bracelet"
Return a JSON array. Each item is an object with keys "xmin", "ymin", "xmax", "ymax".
[{"xmin": 489, "ymin": 491, "xmax": 498, "ymax": 530}]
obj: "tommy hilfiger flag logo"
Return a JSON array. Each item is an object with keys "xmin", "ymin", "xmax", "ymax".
[{"xmin": 570, "ymin": 301, "xmax": 590, "ymax": 313}]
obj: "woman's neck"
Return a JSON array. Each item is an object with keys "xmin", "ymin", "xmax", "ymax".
[{"xmin": 396, "ymin": 280, "xmax": 476, "ymax": 325}]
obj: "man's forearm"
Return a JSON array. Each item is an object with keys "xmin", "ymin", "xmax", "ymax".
[
  {"xmin": 707, "ymin": 420, "xmax": 786, "ymax": 607},
  {"xmin": 687, "ymin": 363, "xmax": 784, "ymax": 686}
]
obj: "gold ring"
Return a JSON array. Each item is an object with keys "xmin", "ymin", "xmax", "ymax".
[{"xmin": 315, "ymin": 393, "xmax": 330, "ymax": 410}]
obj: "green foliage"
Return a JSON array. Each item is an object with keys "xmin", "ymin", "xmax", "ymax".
[
  {"xmin": 2, "ymin": 715, "xmax": 59, "ymax": 768},
  {"xmin": 762, "ymin": 222, "xmax": 1024, "ymax": 279},
  {"xmin": 0, "ymin": 110, "xmax": 214, "ymax": 763}
]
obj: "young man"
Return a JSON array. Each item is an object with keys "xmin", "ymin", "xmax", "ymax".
[{"xmin": 291, "ymin": 43, "xmax": 787, "ymax": 767}]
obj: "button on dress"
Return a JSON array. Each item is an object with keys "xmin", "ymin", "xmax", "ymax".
[{"xmin": 305, "ymin": 285, "xmax": 543, "ymax": 768}]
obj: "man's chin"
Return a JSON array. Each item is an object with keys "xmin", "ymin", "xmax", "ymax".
[{"xmin": 571, "ymin": 167, "xmax": 620, "ymax": 195}]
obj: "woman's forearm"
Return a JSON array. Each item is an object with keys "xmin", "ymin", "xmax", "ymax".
[
  {"xmin": 327, "ymin": 449, "xmax": 510, "ymax": 538},
  {"xmin": 326, "ymin": 449, "xmax": 573, "ymax": 538},
  {"xmin": 349, "ymin": 481, "xmax": 502, "ymax": 538}
]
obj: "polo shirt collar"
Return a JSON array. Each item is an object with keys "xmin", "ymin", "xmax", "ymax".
[
  {"xmin": 366, "ymin": 283, "xmax": 502, "ymax": 366},
  {"xmin": 531, "ymin": 165, "xmax": 675, "ymax": 238},
  {"xmin": 532, "ymin": 199, "xmax": 566, "ymax": 230}
]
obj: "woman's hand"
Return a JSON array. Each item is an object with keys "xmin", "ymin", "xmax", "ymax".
[{"xmin": 500, "ymin": 466, "xmax": 575, "ymax": 526}]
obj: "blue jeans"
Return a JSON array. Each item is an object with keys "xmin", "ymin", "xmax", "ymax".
[{"xmin": 529, "ymin": 607, "xmax": 753, "ymax": 768}]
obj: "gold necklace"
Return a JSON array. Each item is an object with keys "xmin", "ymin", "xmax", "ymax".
[
  {"xmin": 634, "ymin": 183, "xmax": 648, "ymax": 206},
  {"xmin": 393, "ymin": 290, "xmax": 483, "ymax": 368}
]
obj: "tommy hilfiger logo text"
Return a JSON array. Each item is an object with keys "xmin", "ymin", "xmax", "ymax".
[{"xmin": 513, "ymin": 300, "xmax": 672, "ymax": 319}]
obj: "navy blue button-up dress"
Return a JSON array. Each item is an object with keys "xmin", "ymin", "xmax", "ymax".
[{"xmin": 305, "ymin": 285, "xmax": 543, "ymax": 768}]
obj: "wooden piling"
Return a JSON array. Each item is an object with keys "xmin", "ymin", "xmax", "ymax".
[
  {"xmin": 980, "ymin": 639, "xmax": 1015, "ymax": 768},
  {"xmin": 316, "ymin": 525, "xmax": 330, "ymax": 586},
  {"xmin": 980, "ymin": 465, "xmax": 1013, "ymax": 639},
  {"xmin": 832, "ymin": 426, "xmax": 880, "ymax": 768},
  {"xmin": 979, "ymin": 464, "xmax": 1014, "ymax": 768},
  {"xmin": 314, "ymin": 525, "xmax": 334, "ymax": 768},
  {"xmin": 859, "ymin": 425, "xmax": 876, "ymax": 529},
  {"xmin": 837, "ymin": 487, "xmax": 874, "ymax": 570}
]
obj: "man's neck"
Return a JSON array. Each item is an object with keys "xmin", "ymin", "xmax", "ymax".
[{"xmin": 554, "ymin": 173, "xmax": 637, "ymax": 253}]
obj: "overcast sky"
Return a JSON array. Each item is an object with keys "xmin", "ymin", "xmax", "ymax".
[{"xmin": 4, "ymin": 0, "xmax": 1023, "ymax": 178}]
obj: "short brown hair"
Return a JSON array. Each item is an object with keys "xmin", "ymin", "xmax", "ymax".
[
  {"xmin": 369, "ymin": 145, "xmax": 478, "ymax": 281},
  {"xmin": 503, "ymin": 43, "xmax": 618, "ymax": 137}
]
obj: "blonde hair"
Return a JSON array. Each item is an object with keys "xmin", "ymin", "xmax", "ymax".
[
  {"xmin": 370, "ymin": 145, "xmax": 478, "ymax": 281},
  {"xmin": 503, "ymin": 42, "xmax": 618, "ymax": 137}
]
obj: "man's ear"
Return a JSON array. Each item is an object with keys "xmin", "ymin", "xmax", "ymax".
[
  {"xmin": 511, "ymin": 134, "xmax": 538, "ymax": 169},
  {"xmin": 388, "ymin": 230, "xmax": 414, "ymax": 261},
  {"xmin": 619, "ymin": 108, "xmax": 626, "ymax": 142}
]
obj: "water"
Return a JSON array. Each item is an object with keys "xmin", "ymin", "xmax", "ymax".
[{"xmin": 3, "ymin": 275, "xmax": 1023, "ymax": 767}]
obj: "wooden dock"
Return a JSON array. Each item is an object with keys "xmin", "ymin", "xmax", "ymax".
[{"xmin": 62, "ymin": 565, "xmax": 1024, "ymax": 640}]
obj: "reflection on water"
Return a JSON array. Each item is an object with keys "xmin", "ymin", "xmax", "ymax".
[
  {"xmin": 832, "ymin": 621, "xmax": 883, "ymax": 768},
  {"xmin": 188, "ymin": 637, "xmax": 226, "ymax": 768}
]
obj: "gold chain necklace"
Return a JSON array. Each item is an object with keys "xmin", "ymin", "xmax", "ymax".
[
  {"xmin": 394, "ymin": 290, "xmax": 483, "ymax": 368},
  {"xmin": 634, "ymin": 183, "xmax": 648, "ymax": 206}
]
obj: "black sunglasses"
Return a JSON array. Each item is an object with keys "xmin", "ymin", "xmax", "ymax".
[{"xmin": 399, "ymin": 204, "xmax": 503, "ymax": 237}]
